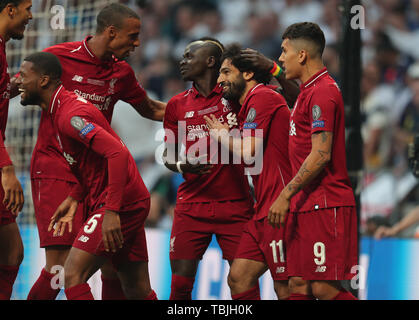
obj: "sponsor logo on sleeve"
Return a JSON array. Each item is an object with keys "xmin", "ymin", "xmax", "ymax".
[
  {"xmin": 312, "ymin": 120, "xmax": 325, "ymax": 129},
  {"xmin": 70, "ymin": 116, "xmax": 95, "ymax": 138}
]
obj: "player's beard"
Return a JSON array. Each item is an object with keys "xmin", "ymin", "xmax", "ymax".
[
  {"xmin": 222, "ymin": 76, "xmax": 246, "ymax": 102},
  {"xmin": 20, "ymin": 90, "xmax": 40, "ymax": 106}
]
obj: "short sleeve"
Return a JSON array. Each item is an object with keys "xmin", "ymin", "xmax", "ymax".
[
  {"xmin": 120, "ymin": 66, "xmax": 147, "ymax": 106},
  {"xmin": 309, "ymin": 86, "xmax": 337, "ymax": 134},
  {"xmin": 242, "ymin": 92, "xmax": 287, "ymax": 139},
  {"xmin": 163, "ymin": 99, "xmax": 179, "ymax": 145},
  {"xmin": 58, "ymin": 112, "xmax": 103, "ymax": 148}
]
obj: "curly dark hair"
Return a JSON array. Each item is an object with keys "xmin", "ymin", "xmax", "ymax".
[
  {"xmin": 221, "ymin": 43, "xmax": 271, "ymax": 84},
  {"xmin": 0, "ymin": 0, "xmax": 24, "ymax": 12}
]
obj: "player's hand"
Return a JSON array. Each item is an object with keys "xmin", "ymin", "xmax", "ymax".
[
  {"xmin": 204, "ymin": 114, "xmax": 230, "ymax": 142},
  {"xmin": 48, "ymin": 196, "xmax": 78, "ymax": 236},
  {"xmin": 102, "ymin": 210, "xmax": 123, "ymax": 253},
  {"xmin": 240, "ymin": 48, "xmax": 274, "ymax": 73},
  {"xmin": 374, "ymin": 225, "xmax": 397, "ymax": 240},
  {"xmin": 1, "ymin": 165, "xmax": 24, "ymax": 215},
  {"xmin": 180, "ymin": 150, "xmax": 213, "ymax": 175},
  {"xmin": 268, "ymin": 192, "xmax": 289, "ymax": 228}
]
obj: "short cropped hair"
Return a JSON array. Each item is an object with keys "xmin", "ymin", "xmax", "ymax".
[
  {"xmin": 96, "ymin": 3, "xmax": 140, "ymax": 34},
  {"xmin": 24, "ymin": 52, "xmax": 62, "ymax": 81},
  {"xmin": 282, "ymin": 22, "xmax": 326, "ymax": 57},
  {"xmin": 196, "ymin": 36, "xmax": 224, "ymax": 70},
  {"xmin": 221, "ymin": 43, "xmax": 271, "ymax": 84},
  {"xmin": 0, "ymin": 0, "xmax": 24, "ymax": 12}
]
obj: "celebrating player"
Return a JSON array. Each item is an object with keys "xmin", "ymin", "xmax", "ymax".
[
  {"xmin": 162, "ymin": 38, "xmax": 255, "ymax": 300},
  {"xmin": 204, "ymin": 43, "xmax": 292, "ymax": 300},
  {"xmin": 0, "ymin": 0, "xmax": 32, "ymax": 300},
  {"xmin": 11, "ymin": 3, "xmax": 166, "ymax": 300},
  {"xmin": 268, "ymin": 22, "xmax": 358, "ymax": 300},
  {"xmin": 16, "ymin": 51, "xmax": 157, "ymax": 300}
]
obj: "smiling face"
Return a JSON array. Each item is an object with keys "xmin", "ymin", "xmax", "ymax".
[
  {"xmin": 7, "ymin": 0, "xmax": 33, "ymax": 40},
  {"xmin": 16, "ymin": 60, "xmax": 42, "ymax": 106},
  {"xmin": 217, "ymin": 58, "xmax": 246, "ymax": 101},
  {"xmin": 108, "ymin": 17, "xmax": 141, "ymax": 60}
]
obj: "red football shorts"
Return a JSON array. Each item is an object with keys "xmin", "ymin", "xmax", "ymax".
[
  {"xmin": 31, "ymin": 178, "xmax": 86, "ymax": 247},
  {"xmin": 72, "ymin": 198, "xmax": 150, "ymax": 269},
  {"xmin": 234, "ymin": 216, "xmax": 289, "ymax": 281},
  {"xmin": 170, "ymin": 198, "xmax": 254, "ymax": 261},
  {"xmin": 286, "ymin": 206, "xmax": 358, "ymax": 280}
]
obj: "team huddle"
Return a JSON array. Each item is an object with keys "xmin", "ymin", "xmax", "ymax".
[{"xmin": 0, "ymin": 1, "xmax": 358, "ymax": 300}]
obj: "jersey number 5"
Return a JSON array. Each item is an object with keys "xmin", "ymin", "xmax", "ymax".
[{"xmin": 83, "ymin": 214, "xmax": 102, "ymax": 234}]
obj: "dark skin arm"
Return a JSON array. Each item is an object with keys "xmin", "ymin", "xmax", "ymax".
[
  {"xmin": 240, "ymin": 48, "xmax": 300, "ymax": 107},
  {"xmin": 162, "ymin": 143, "xmax": 213, "ymax": 175},
  {"xmin": 132, "ymin": 95, "xmax": 166, "ymax": 121},
  {"xmin": 268, "ymin": 131, "xmax": 333, "ymax": 228}
]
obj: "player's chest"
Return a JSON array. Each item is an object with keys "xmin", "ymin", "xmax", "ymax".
[
  {"xmin": 62, "ymin": 66, "xmax": 121, "ymax": 114},
  {"xmin": 181, "ymin": 97, "xmax": 238, "ymax": 141},
  {"xmin": 289, "ymin": 93, "xmax": 312, "ymax": 139}
]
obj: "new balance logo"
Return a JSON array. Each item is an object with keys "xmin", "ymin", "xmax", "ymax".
[
  {"xmin": 289, "ymin": 120, "xmax": 297, "ymax": 136},
  {"xmin": 185, "ymin": 111, "xmax": 194, "ymax": 119},
  {"xmin": 72, "ymin": 75, "xmax": 83, "ymax": 82},
  {"xmin": 78, "ymin": 235, "xmax": 89, "ymax": 243},
  {"xmin": 315, "ymin": 266, "xmax": 327, "ymax": 272},
  {"xmin": 276, "ymin": 267, "xmax": 285, "ymax": 273}
]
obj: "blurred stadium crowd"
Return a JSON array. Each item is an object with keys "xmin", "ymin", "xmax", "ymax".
[{"xmin": 6, "ymin": 0, "xmax": 419, "ymax": 237}]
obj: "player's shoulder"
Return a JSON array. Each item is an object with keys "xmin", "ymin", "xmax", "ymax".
[
  {"xmin": 248, "ymin": 84, "xmax": 287, "ymax": 109},
  {"xmin": 43, "ymin": 40, "xmax": 84, "ymax": 56},
  {"xmin": 314, "ymin": 75, "xmax": 341, "ymax": 96},
  {"xmin": 168, "ymin": 88, "xmax": 194, "ymax": 105}
]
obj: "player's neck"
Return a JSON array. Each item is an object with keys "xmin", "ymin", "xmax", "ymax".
[
  {"xmin": 299, "ymin": 60, "xmax": 325, "ymax": 84},
  {"xmin": 0, "ymin": 21, "xmax": 11, "ymax": 42},
  {"xmin": 193, "ymin": 75, "xmax": 218, "ymax": 97},
  {"xmin": 86, "ymin": 34, "xmax": 113, "ymax": 61},
  {"xmin": 40, "ymin": 82, "xmax": 62, "ymax": 112},
  {"xmin": 239, "ymin": 80, "xmax": 259, "ymax": 105}
]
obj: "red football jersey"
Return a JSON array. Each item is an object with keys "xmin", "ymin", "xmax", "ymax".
[
  {"xmin": 49, "ymin": 85, "xmax": 149, "ymax": 212},
  {"xmin": 0, "ymin": 36, "xmax": 12, "ymax": 168},
  {"xmin": 288, "ymin": 68, "xmax": 355, "ymax": 212},
  {"xmin": 163, "ymin": 84, "xmax": 253, "ymax": 203},
  {"xmin": 31, "ymin": 36, "xmax": 147, "ymax": 181},
  {"xmin": 238, "ymin": 84, "xmax": 292, "ymax": 220}
]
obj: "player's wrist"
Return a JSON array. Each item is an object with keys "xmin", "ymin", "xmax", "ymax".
[{"xmin": 269, "ymin": 62, "xmax": 283, "ymax": 79}]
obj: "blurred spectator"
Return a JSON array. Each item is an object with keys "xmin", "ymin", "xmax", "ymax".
[
  {"xmin": 360, "ymin": 61, "xmax": 394, "ymax": 172},
  {"xmin": 365, "ymin": 215, "xmax": 391, "ymax": 237},
  {"xmin": 393, "ymin": 62, "xmax": 419, "ymax": 172},
  {"xmin": 374, "ymin": 205, "xmax": 419, "ymax": 239}
]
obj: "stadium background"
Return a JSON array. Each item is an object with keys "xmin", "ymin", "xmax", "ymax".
[{"xmin": 5, "ymin": 0, "xmax": 419, "ymax": 299}]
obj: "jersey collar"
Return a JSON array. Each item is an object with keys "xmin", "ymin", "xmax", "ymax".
[
  {"xmin": 190, "ymin": 83, "xmax": 223, "ymax": 99},
  {"xmin": 49, "ymin": 84, "xmax": 64, "ymax": 116},
  {"xmin": 301, "ymin": 67, "xmax": 328, "ymax": 90},
  {"xmin": 82, "ymin": 36, "xmax": 117, "ymax": 68}
]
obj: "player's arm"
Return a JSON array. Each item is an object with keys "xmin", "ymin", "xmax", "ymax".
[
  {"xmin": 204, "ymin": 114, "xmax": 262, "ymax": 163},
  {"xmin": 268, "ymin": 130, "xmax": 333, "ymax": 227},
  {"xmin": 0, "ymin": 136, "xmax": 24, "ymax": 215},
  {"xmin": 240, "ymin": 48, "xmax": 300, "ymax": 107},
  {"xmin": 162, "ymin": 143, "xmax": 213, "ymax": 175},
  {"xmin": 88, "ymin": 127, "xmax": 128, "ymax": 252},
  {"xmin": 132, "ymin": 96, "xmax": 166, "ymax": 122},
  {"xmin": 10, "ymin": 75, "xmax": 20, "ymax": 99}
]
